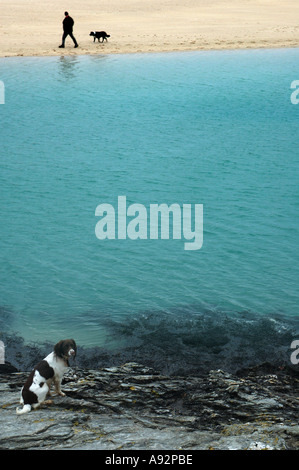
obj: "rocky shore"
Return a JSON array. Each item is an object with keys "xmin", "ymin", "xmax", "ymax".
[{"xmin": 0, "ymin": 361, "xmax": 298, "ymax": 450}]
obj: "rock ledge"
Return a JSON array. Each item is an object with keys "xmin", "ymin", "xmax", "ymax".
[{"xmin": 0, "ymin": 362, "xmax": 298, "ymax": 450}]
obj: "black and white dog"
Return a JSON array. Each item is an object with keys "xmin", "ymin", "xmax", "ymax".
[
  {"xmin": 16, "ymin": 339, "xmax": 76, "ymax": 415},
  {"xmin": 90, "ymin": 31, "xmax": 110, "ymax": 42}
]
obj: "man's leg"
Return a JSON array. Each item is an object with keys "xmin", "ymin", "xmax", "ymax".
[
  {"xmin": 69, "ymin": 32, "xmax": 78, "ymax": 47},
  {"xmin": 59, "ymin": 32, "xmax": 68, "ymax": 48}
]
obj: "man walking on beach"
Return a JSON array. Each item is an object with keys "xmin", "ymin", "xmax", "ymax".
[{"xmin": 59, "ymin": 12, "xmax": 78, "ymax": 48}]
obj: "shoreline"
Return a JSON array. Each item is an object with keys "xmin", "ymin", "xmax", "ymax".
[{"xmin": 1, "ymin": 41, "xmax": 299, "ymax": 60}]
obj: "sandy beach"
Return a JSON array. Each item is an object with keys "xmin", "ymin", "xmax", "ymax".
[{"xmin": 1, "ymin": 0, "xmax": 299, "ymax": 58}]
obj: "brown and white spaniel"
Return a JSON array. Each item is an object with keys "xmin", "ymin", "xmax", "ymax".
[{"xmin": 16, "ymin": 339, "xmax": 76, "ymax": 415}]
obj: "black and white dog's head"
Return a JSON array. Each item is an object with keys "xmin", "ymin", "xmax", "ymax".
[{"xmin": 54, "ymin": 339, "xmax": 77, "ymax": 363}]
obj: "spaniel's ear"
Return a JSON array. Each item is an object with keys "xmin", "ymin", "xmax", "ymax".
[{"xmin": 54, "ymin": 340, "xmax": 64, "ymax": 358}]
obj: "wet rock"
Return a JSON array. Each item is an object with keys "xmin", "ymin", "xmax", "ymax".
[{"xmin": 0, "ymin": 362, "xmax": 298, "ymax": 450}]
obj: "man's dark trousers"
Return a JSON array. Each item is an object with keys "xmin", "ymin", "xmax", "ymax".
[{"xmin": 61, "ymin": 30, "xmax": 78, "ymax": 47}]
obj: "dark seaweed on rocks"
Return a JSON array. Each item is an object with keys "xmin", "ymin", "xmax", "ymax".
[{"xmin": 1, "ymin": 307, "xmax": 298, "ymax": 375}]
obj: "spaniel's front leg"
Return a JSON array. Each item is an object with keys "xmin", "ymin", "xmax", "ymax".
[{"xmin": 54, "ymin": 377, "xmax": 66, "ymax": 397}]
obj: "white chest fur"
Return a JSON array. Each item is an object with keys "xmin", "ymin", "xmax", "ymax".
[{"xmin": 45, "ymin": 352, "xmax": 68, "ymax": 380}]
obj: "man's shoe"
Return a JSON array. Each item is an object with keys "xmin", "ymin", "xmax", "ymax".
[
  {"xmin": 74, "ymin": 44, "xmax": 79, "ymax": 48},
  {"xmin": 59, "ymin": 45, "xmax": 64, "ymax": 48}
]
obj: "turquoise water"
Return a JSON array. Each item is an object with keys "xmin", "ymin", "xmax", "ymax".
[{"xmin": 0, "ymin": 49, "xmax": 298, "ymax": 370}]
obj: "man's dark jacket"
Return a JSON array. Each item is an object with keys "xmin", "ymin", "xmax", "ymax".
[{"xmin": 63, "ymin": 15, "xmax": 74, "ymax": 33}]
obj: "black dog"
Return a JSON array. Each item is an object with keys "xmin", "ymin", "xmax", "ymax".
[{"xmin": 90, "ymin": 31, "xmax": 110, "ymax": 42}]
